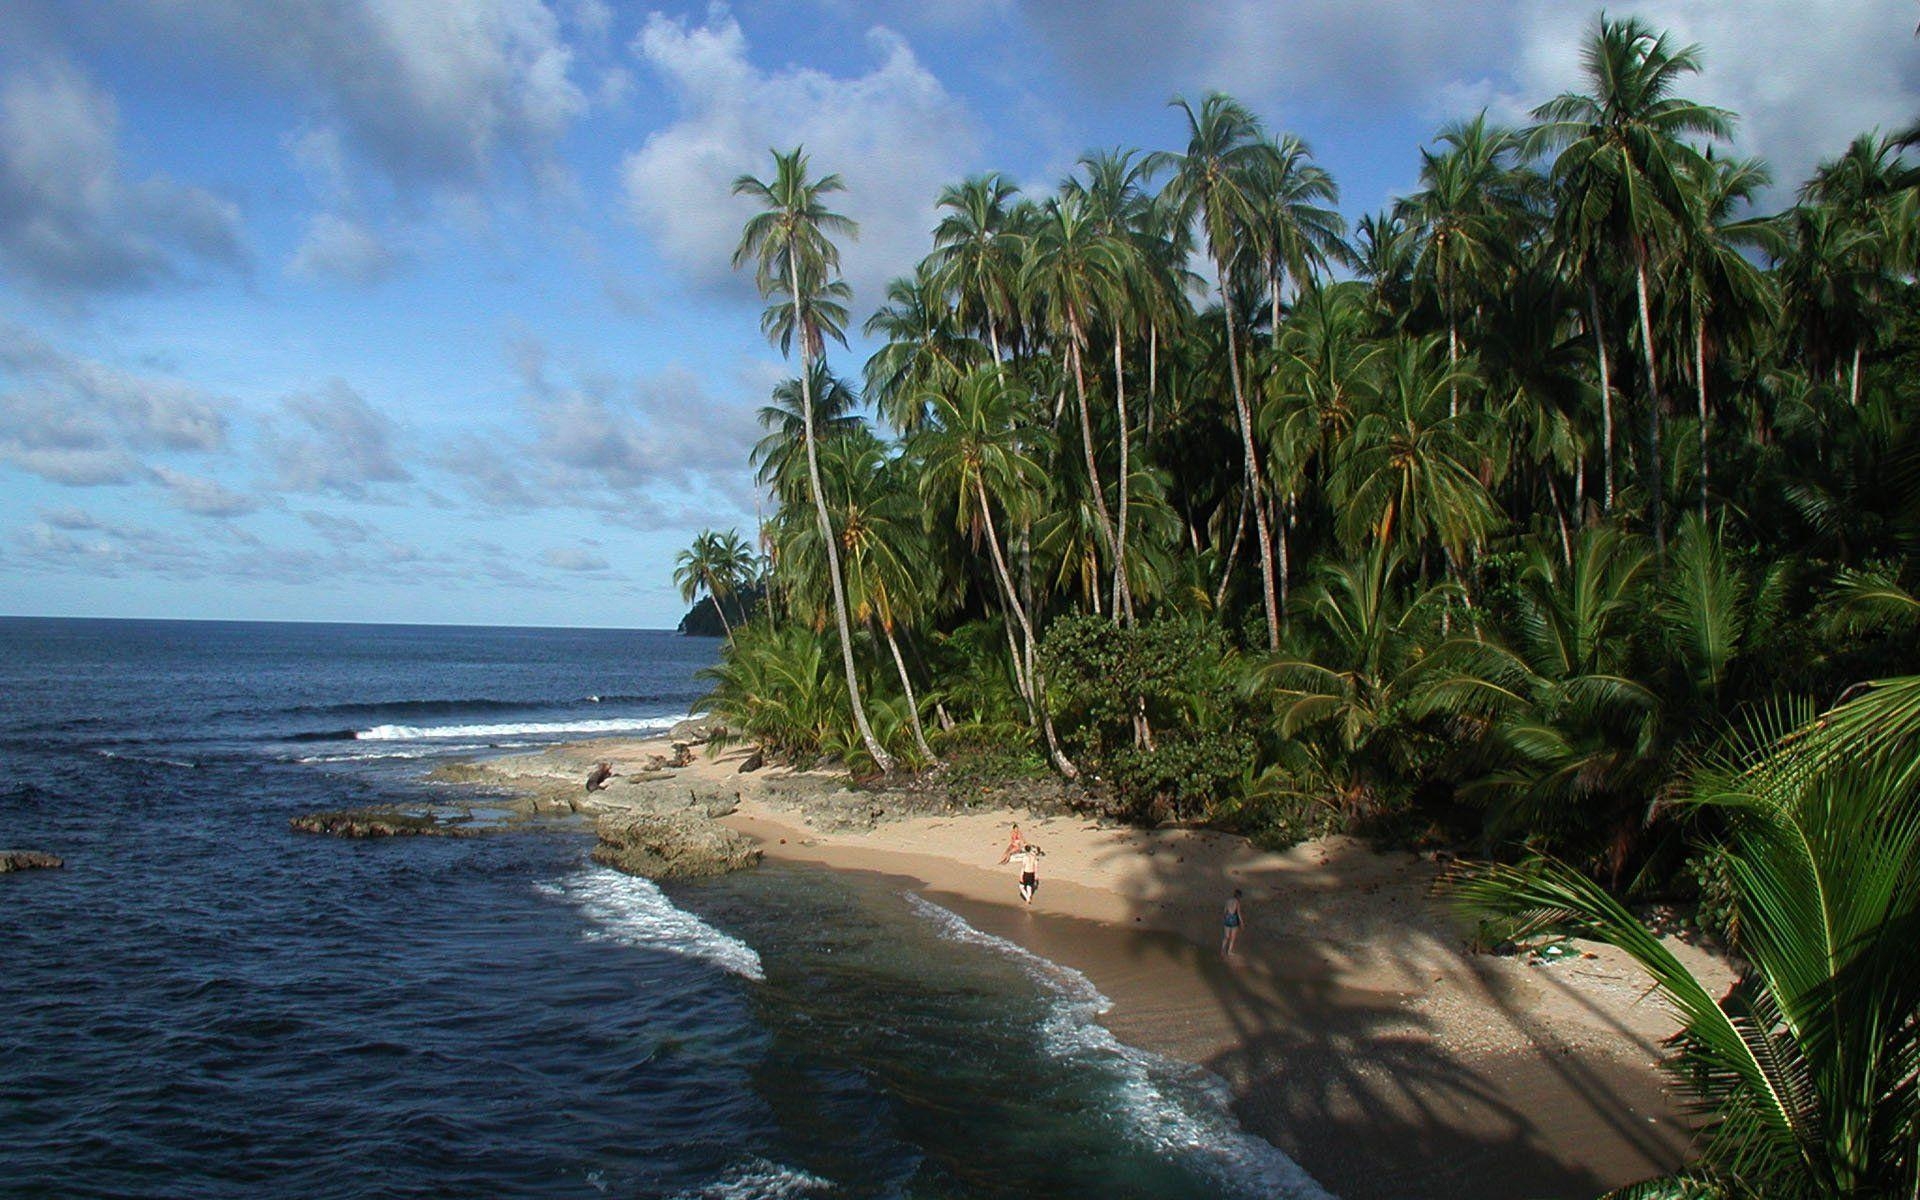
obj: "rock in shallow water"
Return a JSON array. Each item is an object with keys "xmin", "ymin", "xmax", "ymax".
[
  {"xmin": 290, "ymin": 809, "xmax": 471, "ymax": 838},
  {"xmin": 591, "ymin": 811, "xmax": 759, "ymax": 879},
  {"xmin": 0, "ymin": 850, "xmax": 63, "ymax": 872}
]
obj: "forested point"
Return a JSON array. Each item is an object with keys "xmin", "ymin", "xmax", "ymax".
[{"xmin": 669, "ymin": 19, "xmax": 1920, "ymax": 1191}]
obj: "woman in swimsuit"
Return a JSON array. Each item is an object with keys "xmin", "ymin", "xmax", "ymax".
[
  {"xmin": 1221, "ymin": 888, "xmax": 1243, "ymax": 957},
  {"xmin": 998, "ymin": 824, "xmax": 1024, "ymax": 865}
]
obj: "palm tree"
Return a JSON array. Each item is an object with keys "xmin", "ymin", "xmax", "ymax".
[
  {"xmin": 732, "ymin": 146, "xmax": 892, "ymax": 772},
  {"xmin": 674, "ymin": 529, "xmax": 755, "ymax": 642},
  {"xmin": 1529, "ymin": 16, "xmax": 1734, "ymax": 551},
  {"xmin": 930, "ymin": 173, "xmax": 1022, "ymax": 366},
  {"xmin": 863, "ymin": 263, "xmax": 982, "ymax": 434},
  {"xmin": 1453, "ymin": 687, "xmax": 1920, "ymax": 1196},
  {"xmin": 915, "ymin": 367, "xmax": 1078, "ymax": 778},
  {"xmin": 1404, "ymin": 112, "xmax": 1526, "ymax": 417},
  {"xmin": 1021, "ymin": 190, "xmax": 1132, "ymax": 615},
  {"xmin": 1150, "ymin": 93, "xmax": 1288, "ymax": 649},
  {"xmin": 751, "ymin": 363, "xmax": 864, "ymax": 509},
  {"xmin": 1250, "ymin": 132, "xmax": 1344, "ymax": 345}
]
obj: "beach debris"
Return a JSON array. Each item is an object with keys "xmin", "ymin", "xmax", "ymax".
[
  {"xmin": 585, "ymin": 761, "xmax": 616, "ymax": 792},
  {"xmin": 290, "ymin": 808, "xmax": 473, "ymax": 838},
  {"xmin": 591, "ymin": 810, "xmax": 760, "ymax": 880},
  {"xmin": 0, "ymin": 850, "xmax": 63, "ymax": 872},
  {"xmin": 738, "ymin": 747, "xmax": 765, "ymax": 773}
]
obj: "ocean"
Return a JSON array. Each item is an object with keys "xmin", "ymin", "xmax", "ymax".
[{"xmin": 0, "ymin": 617, "xmax": 1328, "ymax": 1199}]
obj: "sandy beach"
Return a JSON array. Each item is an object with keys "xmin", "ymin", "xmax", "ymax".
[{"xmin": 458, "ymin": 734, "xmax": 1731, "ymax": 1200}]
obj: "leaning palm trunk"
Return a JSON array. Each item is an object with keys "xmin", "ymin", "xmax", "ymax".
[
  {"xmin": 1214, "ymin": 486, "xmax": 1250, "ymax": 611},
  {"xmin": 1632, "ymin": 239, "xmax": 1665, "ymax": 555},
  {"xmin": 976, "ymin": 479, "xmax": 1078, "ymax": 779},
  {"xmin": 1111, "ymin": 331, "xmax": 1134, "ymax": 624},
  {"xmin": 791, "ymin": 246, "xmax": 893, "ymax": 774},
  {"xmin": 1219, "ymin": 257, "xmax": 1281, "ymax": 649},
  {"xmin": 879, "ymin": 620, "xmax": 934, "ymax": 762}
]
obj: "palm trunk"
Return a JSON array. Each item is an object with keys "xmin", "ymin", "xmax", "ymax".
[
  {"xmin": 1066, "ymin": 311, "xmax": 1120, "ymax": 593},
  {"xmin": 1445, "ymin": 269, "xmax": 1460, "ymax": 419},
  {"xmin": 1588, "ymin": 279, "xmax": 1614, "ymax": 513},
  {"xmin": 1111, "ymin": 330, "xmax": 1133, "ymax": 624},
  {"xmin": 790, "ymin": 244, "xmax": 892, "ymax": 773},
  {"xmin": 1277, "ymin": 496, "xmax": 1291, "ymax": 614},
  {"xmin": 1269, "ymin": 259, "xmax": 1283, "ymax": 350},
  {"xmin": 1147, "ymin": 325, "xmax": 1159, "ymax": 440},
  {"xmin": 1220, "ymin": 257, "xmax": 1281, "ymax": 650},
  {"xmin": 1545, "ymin": 470, "xmax": 1573, "ymax": 568},
  {"xmin": 977, "ymin": 478, "xmax": 1077, "ymax": 779},
  {"xmin": 1850, "ymin": 340, "xmax": 1863, "ymax": 407},
  {"xmin": 1694, "ymin": 317, "xmax": 1710, "ymax": 518},
  {"xmin": 1632, "ymin": 239, "xmax": 1664, "ymax": 556},
  {"xmin": 713, "ymin": 590, "xmax": 735, "ymax": 644},
  {"xmin": 1214, "ymin": 485, "xmax": 1250, "ymax": 611},
  {"xmin": 881, "ymin": 621, "xmax": 934, "ymax": 762}
]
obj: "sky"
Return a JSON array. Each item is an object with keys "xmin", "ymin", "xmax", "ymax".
[{"xmin": 1, "ymin": 1, "xmax": 1916, "ymax": 629}]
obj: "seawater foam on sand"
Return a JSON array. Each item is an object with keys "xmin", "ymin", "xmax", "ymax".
[
  {"xmin": 356, "ymin": 716, "xmax": 684, "ymax": 741},
  {"xmin": 541, "ymin": 866, "xmax": 765, "ymax": 981},
  {"xmin": 905, "ymin": 894, "xmax": 1338, "ymax": 1200},
  {"xmin": 669, "ymin": 1157, "xmax": 834, "ymax": 1199}
]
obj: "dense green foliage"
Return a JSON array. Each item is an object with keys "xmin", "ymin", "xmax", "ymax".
[{"xmin": 687, "ymin": 16, "xmax": 1920, "ymax": 886}]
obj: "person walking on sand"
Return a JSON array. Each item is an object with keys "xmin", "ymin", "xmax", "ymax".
[
  {"xmin": 998, "ymin": 823, "xmax": 1025, "ymax": 865},
  {"xmin": 1221, "ymin": 889, "xmax": 1244, "ymax": 957},
  {"xmin": 1016, "ymin": 845, "xmax": 1042, "ymax": 905}
]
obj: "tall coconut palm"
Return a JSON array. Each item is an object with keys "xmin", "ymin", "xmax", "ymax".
[
  {"xmin": 674, "ymin": 529, "xmax": 756, "ymax": 642},
  {"xmin": 1404, "ymin": 112, "xmax": 1527, "ymax": 416},
  {"xmin": 863, "ymin": 262, "xmax": 982, "ymax": 434},
  {"xmin": 732, "ymin": 147, "xmax": 892, "ymax": 772},
  {"xmin": 1530, "ymin": 16, "xmax": 1734, "ymax": 552},
  {"xmin": 930, "ymin": 173, "xmax": 1023, "ymax": 366},
  {"xmin": 1250, "ymin": 132, "xmax": 1344, "ymax": 345},
  {"xmin": 915, "ymin": 367, "xmax": 1078, "ymax": 778},
  {"xmin": 1149, "ymin": 93, "xmax": 1288, "ymax": 649},
  {"xmin": 751, "ymin": 363, "xmax": 864, "ymax": 509},
  {"xmin": 1021, "ymin": 190, "xmax": 1133, "ymax": 615}
]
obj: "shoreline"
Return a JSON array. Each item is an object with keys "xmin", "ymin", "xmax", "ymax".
[{"xmin": 440, "ymin": 733, "xmax": 1727, "ymax": 1200}]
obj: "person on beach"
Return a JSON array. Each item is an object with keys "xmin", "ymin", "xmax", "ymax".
[
  {"xmin": 1221, "ymin": 889, "xmax": 1244, "ymax": 956},
  {"xmin": 998, "ymin": 823, "xmax": 1025, "ymax": 865},
  {"xmin": 1016, "ymin": 845, "xmax": 1042, "ymax": 905}
]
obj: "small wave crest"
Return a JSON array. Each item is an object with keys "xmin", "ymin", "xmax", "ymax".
[
  {"xmin": 669, "ymin": 1158, "xmax": 833, "ymax": 1199},
  {"xmin": 904, "ymin": 895, "xmax": 1336, "ymax": 1200},
  {"xmin": 540, "ymin": 867, "xmax": 764, "ymax": 982},
  {"xmin": 356, "ymin": 716, "xmax": 683, "ymax": 742}
]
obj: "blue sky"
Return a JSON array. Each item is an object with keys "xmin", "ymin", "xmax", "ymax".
[{"xmin": 2, "ymin": 0, "xmax": 1916, "ymax": 629}]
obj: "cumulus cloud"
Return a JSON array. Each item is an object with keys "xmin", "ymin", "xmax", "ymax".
[
  {"xmin": 620, "ymin": 10, "xmax": 979, "ymax": 303},
  {"xmin": 541, "ymin": 545, "xmax": 609, "ymax": 571},
  {"xmin": 0, "ymin": 58, "xmax": 246, "ymax": 299},
  {"xmin": 0, "ymin": 323, "xmax": 230, "ymax": 485},
  {"xmin": 265, "ymin": 380, "xmax": 413, "ymax": 497},
  {"xmin": 125, "ymin": 0, "xmax": 588, "ymax": 194},
  {"xmin": 287, "ymin": 213, "xmax": 401, "ymax": 285},
  {"xmin": 150, "ymin": 466, "xmax": 261, "ymax": 518}
]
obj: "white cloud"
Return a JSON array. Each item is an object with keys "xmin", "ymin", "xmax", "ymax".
[
  {"xmin": 150, "ymin": 466, "xmax": 261, "ymax": 518},
  {"xmin": 541, "ymin": 545, "xmax": 609, "ymax": 571},
  {"xmin": 0, "ymin": 58, "xmax": 245, "ymax": 299},
  {"xmin": 0, "ymin": 323, "xmax": 230, "ymax": 485},
  {"xmin": 266, "ymin": 380, "xmax": 413, "ymax": 497},
  {"xmin": 288, "ymin": 213, "xmax": 401, "ymax": 285},
  {"xmin": 1495, "ymin": 2, "xmax": 1920, "ymax": 194},
  {"xmin": 620, "ymin": 10, "xmax": 980, "ymax": 304},
  {"xmin": 125, "ymin": 0, "xmax": 589, "ymax": 194}
]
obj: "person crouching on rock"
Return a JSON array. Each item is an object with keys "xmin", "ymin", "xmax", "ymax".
[
  {"xmin": 585, "ymin": 762, "xmax": 615, "ymax": 792},
  {"xmin": 1016, "ymin": 845, "xmax": 1043, "ymax": 906}
]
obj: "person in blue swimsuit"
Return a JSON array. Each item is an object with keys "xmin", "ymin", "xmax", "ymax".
[{"xmin": 1221, "ymin": 889, "xmax": 1244, "ymax": 957}]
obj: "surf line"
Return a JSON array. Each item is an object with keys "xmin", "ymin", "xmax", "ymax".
[{"xmin": 903, "ymin": 893, "xmax": 1338, "ymax": 1200}]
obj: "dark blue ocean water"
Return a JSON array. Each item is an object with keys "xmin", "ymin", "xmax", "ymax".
[{"xmin": 0, "ymin": 618, "xmax": 1327, "ymax": 1199}]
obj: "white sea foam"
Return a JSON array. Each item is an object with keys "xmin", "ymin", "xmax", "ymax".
[
  {"xmin": 540, "ymin": 866, "xmax": 764, "ymax": 981},
  {"xmin": 904, "ymin": 893, "xmax": 1338, "ymax": 1200},
  {"xmin": 669, "ymin": 1158, "xmax": 833, "ymax": 1199},
  {"xmin": 356, "ymin": 716, "xmax": 682, "ymax": 741}
]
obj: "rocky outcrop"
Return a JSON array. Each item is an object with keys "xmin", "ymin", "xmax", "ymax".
[
  {"xmin": 591, "ymin": 809, "xmax": 759, "ymax": 879},
  {"xmin": 668, "ymin": 716, "xmax": 727, "ymax": 745},
  {"xmin": 290, "ymin": 808, "xmax": 472, "ymax": 838},
  {"xmin": 0, "ymin": 850, "xmax": 62, "ymax": 872}
]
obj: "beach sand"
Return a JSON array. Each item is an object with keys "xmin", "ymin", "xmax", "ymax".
[{"xmin": 467, "ymin": 737, "xmax": 1731, "ymax": 1200}]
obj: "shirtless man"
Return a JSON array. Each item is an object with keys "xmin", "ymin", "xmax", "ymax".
[{"xmin": 1016, "ymin": 845, "xmax": 1042, "ymax": 905}]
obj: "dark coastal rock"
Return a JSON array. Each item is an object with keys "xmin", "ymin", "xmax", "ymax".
[
  {"xmin": 591, "ymin": 810, "xmax": 759, "ymax": 880},
  {"xmin": 738, "ymin": 748, "xmax": 765, "ymax": 774},
  {"xmin": 290, "ymin": 808, "xmax": 471, "ymax": 838},
  {"xmin": 0, "ymin": 850, "xmax": 63, "ymax": 872}
]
